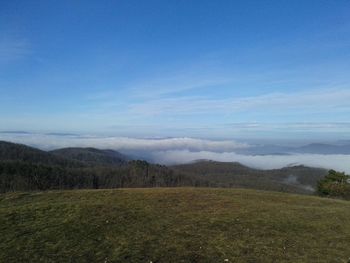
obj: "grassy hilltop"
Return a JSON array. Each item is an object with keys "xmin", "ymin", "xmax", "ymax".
[{"xmin": 1, "ymin": 188, "xmax": 350, "ymax": 262}]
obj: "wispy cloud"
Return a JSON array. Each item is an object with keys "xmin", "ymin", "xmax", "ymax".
[
  {"xmin": 128, "ymin": 75, "xmax": 232, "ymax": 98},
  {"xmin": 0, "ymin": 37, "xmax": 30, "ymax": 63},
  {"xmin": 225, "ymin": 122, "xmax": 350, "ymax": 133},
  {"xmin": 83, "ymin": 66, "xmax": 233, "ymax": 106},
  {"xmin": 128, "ymin": 88, "xmax": 350, "ymax": 116}
]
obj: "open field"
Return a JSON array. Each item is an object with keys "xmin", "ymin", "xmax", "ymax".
[{"xmin": 1, "ymin": 188, "xmax": 350, "ymax": 262}]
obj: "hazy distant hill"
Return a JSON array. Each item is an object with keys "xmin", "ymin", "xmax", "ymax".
[
  {"xmin": 234, "ymin": 145, "xmax": 294, "ymax": 155},
  {"xmin": 50, "ymin": 147, "xmax": 129, "ymax": 166},
  {"xmin": 296, "ymin": 143, "xmax": 350, "ymax": 154},
  {"xmin": 172, "ymin": 160, "xmax": 327, "ymax": 194},
  {"xmin": 235, "ymin": 143, "xmax": 350, "ymax": 155}
]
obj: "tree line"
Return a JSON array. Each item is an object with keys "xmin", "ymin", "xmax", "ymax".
[
  {"xmin": 0, "ymin": 160, "xmax": 209, "ymax": 193},
  {"xmin": 317, "ymin": 170, "xmax": 350, "ymax": 200}
]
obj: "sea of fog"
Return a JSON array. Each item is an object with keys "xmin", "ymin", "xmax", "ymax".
[{"xmin": 1, "ymin": 132, "xmax": 350, "ymax": 173}]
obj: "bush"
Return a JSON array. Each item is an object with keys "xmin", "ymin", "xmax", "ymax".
[{"xmin": 317, "ymin": 170, "xmax": 350, "ymax": 199}]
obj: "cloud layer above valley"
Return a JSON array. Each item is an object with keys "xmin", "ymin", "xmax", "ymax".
[
  {"xmin": 0, "ymin": 133, "xmax": 248, "ymax": 152},
  {"xmin": 1, "ymin": 132, "xmax": 350, "ymax": 173}
]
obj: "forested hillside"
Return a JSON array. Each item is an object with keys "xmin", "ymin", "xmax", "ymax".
[
  {"xmin": 0, "ymin": 141, "xmax": 207, "ymax": 192},
  {"xmin": 0, "ymin": 160, "xmax": 207, "ymax": 193},
  {"xmin": 0, "ymin": 141, "xmax": 327, "ymax": 194},
  {"xmin": 0, "ymin": 141, "xmax": 83, "ymax": 167},
  {"xmin": 50, "ymin": 147, "xmax": 128, "ymax": 166},
  {"xmin": 172, "ymin": 161, "xmax": 327, "ymax": 194}
]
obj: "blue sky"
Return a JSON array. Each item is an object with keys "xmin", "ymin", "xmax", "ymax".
[{"xmin": 1, "ymin": 0, "xmax": 350, "ymax": 140}]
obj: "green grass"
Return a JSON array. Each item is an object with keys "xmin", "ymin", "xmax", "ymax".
[{"xmin": 1, "ymin": 188, "xmax": 350, "ymax": 262}]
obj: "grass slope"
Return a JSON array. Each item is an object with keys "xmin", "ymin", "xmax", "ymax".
[{"xmin": 1, "ymin": 188, "xmax": 350, "ymax": 262}]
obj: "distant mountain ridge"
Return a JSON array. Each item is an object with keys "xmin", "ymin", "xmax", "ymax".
[
  {"xmin": 296, "ymin": 143, "xmax": 350, "ymax": 154},
  {"xmin": 236, "ymin": 143, "xmax": 350, "ymax": 155}
]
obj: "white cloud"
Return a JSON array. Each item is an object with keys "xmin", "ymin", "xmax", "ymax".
[{"xmin": 0, "ymin": 133, "xmax": 248, "ymax": 152}]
